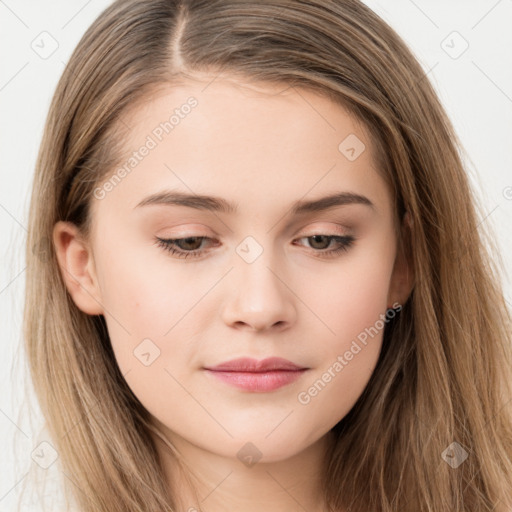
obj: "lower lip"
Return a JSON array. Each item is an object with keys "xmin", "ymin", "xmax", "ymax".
[{"xmin": 204, "ymin": 369, "xmax": 307, "ymax": 392}]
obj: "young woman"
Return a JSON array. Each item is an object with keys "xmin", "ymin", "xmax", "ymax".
[{"xmin": 23, "ymin": 0, "xmax": 512, "ymax": 511}]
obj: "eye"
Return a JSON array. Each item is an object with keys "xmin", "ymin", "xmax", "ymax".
[
  {"xmin": 294, "ymin": 234, "xmax": 355, "ymax": 258},
  {"xmin": 155, "ymin": 234, "xmax": 355, "ymax": 260},
  {"xmin": 155, "ymin": 236, "xmax": 215, "ymax": 259}
]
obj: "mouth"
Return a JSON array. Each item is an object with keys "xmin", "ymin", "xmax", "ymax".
[{"xmin": 203, "ymin": 357, "xmax": 309, "ymax": 392}]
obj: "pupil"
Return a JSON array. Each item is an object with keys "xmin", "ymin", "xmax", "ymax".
[
  {"xmin": 310, "ymin": 235, "xmax": 328, "ymax": 249},
  {"xmin": 182, "ymin": 237, "xmax": 201, "ymax": 250}
]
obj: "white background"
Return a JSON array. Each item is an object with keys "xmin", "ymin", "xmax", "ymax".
[{"xmin": 1, "ymin": 1, "xmax": 511, "ymax": 510}]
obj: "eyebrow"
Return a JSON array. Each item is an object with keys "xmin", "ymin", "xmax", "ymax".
[{"xmin": 134, "ymin": 189, "xmax": 376, "ymax": 215}]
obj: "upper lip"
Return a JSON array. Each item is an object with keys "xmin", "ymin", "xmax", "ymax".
[{"xmin": 204, "ymin": 357, "xmax": 307, "ymax": 372}]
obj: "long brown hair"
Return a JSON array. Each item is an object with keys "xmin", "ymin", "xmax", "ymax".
[{"xmin": 23, "ymin": 0, "xmax": 512, "ymax": 510}]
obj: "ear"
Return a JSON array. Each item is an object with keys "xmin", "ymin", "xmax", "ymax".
[
  {"xmin": 387, "ymin": 211, "xmax": 415, "ymax": 309},
  {"xmin": 53, "ymin": 221, "xmax": 104, "ymax": 315}
]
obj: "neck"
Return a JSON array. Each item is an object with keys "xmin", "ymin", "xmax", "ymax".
[{"xmin": 152, "ymin": 426, "xmax": 336, "ymax": 512}]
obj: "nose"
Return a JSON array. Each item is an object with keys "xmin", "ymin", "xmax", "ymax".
[{"xmin": 220, "ymin": 252, "xmax": 297, "ymax": 333}]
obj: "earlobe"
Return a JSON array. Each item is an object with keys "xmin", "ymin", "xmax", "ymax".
[
  {"xmin": 52, "ymin": 221, "xmax": 104, "ymax": 316},
  {"xmin": 387, "ymin": 211, "xmax": 415, "ymax": 309}
]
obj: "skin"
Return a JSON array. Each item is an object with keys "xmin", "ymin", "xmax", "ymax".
[{"xmin": 54, "ymin": 74, "xmax": 413, "ymax": 512}]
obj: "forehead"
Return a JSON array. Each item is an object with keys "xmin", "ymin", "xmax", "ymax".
[{"xmin": 90, "ymin": 76, "xmax": 392, "ymax": 223}]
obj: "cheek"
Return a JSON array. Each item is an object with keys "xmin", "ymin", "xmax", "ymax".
[
  {"xmin": 309, "ymin": 240, "xmax": 395, "ymax": 348},
  {"xmin": 294, "ymin": 241, "xmax": 394, "ymax": 416},
  {"xmin": 96, "ymin": 242, "xmax": 209, "ymax": 373}
]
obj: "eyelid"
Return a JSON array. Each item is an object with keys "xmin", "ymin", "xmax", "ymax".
[
  {"xmin": 159, "ymin": 220, "xmax": 352, "ymax": 236},
  {"xmin": 158, "ymin": 228, "xmax": 351, "ymax": 242},
  {"xmin": 159, "ymin": 223, "xmax": 214, "ymax": 235},
  {"xmin": 295, "ymin": 222, "xmax": 353, "ymax": 240},
  {"xmin": 157, "ymin": 220, "xmax": 355, "ymax": 247}
]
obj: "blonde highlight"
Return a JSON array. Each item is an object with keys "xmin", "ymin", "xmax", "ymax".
[{"xmin": 23, "ymin": 1, "xmax": 512, "ymax": 511}]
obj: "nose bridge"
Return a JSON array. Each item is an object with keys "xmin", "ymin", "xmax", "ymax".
[{"xmin": 221, "ymin": 234, "xmax": 296, "ymax": 331}]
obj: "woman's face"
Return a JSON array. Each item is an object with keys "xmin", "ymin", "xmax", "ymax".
[{"xmin": 56, "ymin": 75, "xmax": 411, "ymax": 465}]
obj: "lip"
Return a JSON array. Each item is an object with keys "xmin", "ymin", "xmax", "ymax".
[
  {"xmin": 204, "ymin": 357, "xmax": 306, "ymax": 372},
  {"xmin": 203, "ymin": 357, "xmax": 308, "ymax": 392}
]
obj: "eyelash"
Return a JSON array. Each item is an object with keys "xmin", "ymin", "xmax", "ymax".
[{"xmin": 154, "ymin": 234, "xmax": 356, "ymax": 260}]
